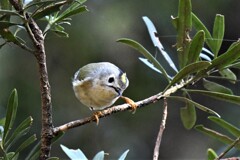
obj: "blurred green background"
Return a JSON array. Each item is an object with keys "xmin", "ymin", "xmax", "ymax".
[{"xmin": 1, "ymin": 0, "xmax": 240, "ymax": 159}]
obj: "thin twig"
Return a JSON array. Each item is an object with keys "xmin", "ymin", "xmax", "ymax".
[
  {"xmin": 53, "ymin": 92, "xmax": 164, "ymax": 134},
  {"xmin": 53, "ymin": 79, "xmax": 192, "ymax": 135},
  {"xmin": 153, "ymin": 97, "xmax": 168, "ymax": 160},
  {"xmin": 216, "ymin": 136, "xmax": 240, "ymax": 160}
]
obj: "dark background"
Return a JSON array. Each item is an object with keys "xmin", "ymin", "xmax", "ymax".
[{"xmin": 0, "ymin": 0, "xmax": 240, "ymax": 159}]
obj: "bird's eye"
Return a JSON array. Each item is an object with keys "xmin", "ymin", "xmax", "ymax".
[{"xmin": 108, "ymin": 77, "xmax": 115, "ymax": 83}]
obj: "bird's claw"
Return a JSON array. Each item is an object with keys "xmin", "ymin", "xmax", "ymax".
[
  {"xmin": 121, "ymin": 96, "xmax": 137, "ymax": 114},
  {"xmin": 92, "ymin": 111, "xmax": 103, "ymax": 125}
]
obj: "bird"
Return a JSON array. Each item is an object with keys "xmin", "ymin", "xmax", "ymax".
[{"xmin": 72, "ymin": 62, "xmax": 136, "ymax": 124}]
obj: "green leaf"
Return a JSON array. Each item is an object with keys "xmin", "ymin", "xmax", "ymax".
[
  {"xmin": 192, "ymin": 13, "xmax": 214, "ymax": 52},
  {"xmin": 118, "ymin": 149, "xmax": 129, "ymax": 160},
  {"xmin": 207, "ymin": 148, "xmax": 218, "ymax": 160},
  {"xmin": 203, "ymin": 79, "xmax": 233, "ymax": 94},
  {"xmin": 219, "ymin": 68, "xmax": 237, "ymax": 84},
  {"xmin": 195, "ymin": 125, "xmax": 240, "ymax": 148},
  {"xmin": 25, "ymin": 141, "xmax": 40, "ymax": 160},
  {"xmin": 0, "ymin": 29, "xmax": 22, "ymax": 45},
  {"xmin": 0, "ymin": 10, "xmax": 22, "ymax": 18},
  {"xmin": 166, "ymin": 61, "xmax": 211, "ymax": 89},
  {"xmin": 23, "ymin": 0, "xmax": 56, "ymax": 11},
  {"xmin": 176, "ymin": 0, "xmax": 192, "ymax": 68},
  {"xmin": 117, "ymin": 38, "xmax": 170, "ymax": 82},
  {"xmin": 51, "ymin": 29, "xmax": 69, "ymax": 38},
  {"xmin": 142, "ymin": 16, "xmax": 178, "ymax": 72},
  {"xmin": 208, "ymin": 116, "xmax": 240, "ymax": 137},
  {"xmin": 180, "ymin": 100, "xmax": 196, "ymax": 129},
  {"xmin": 168, "ymin": 96, "xmax": 220, "ymax": 117},
  {"xmin": 54, "ymin": 5, "xmax": 88, "ymax": 23},
  {"xmin": 93, "ymin": 151, "xmax": 104, "ymax": 160},
  {"xmin": 32, "ymin": 2, "xmax": 65, "ymax": 20},
  {"xmin": 188, "ymin": 30, "xmax": 205, "ymax": 64},
  {"xmin": 186, "ymin": 89, "xmax": 240, "ymax": 105},
  {"xmin": 47, "ymin": 157, "xmax": 60, "ymax": 160},
  {"xmin": 3, "ymin": 89, "xmax": 18, "ymax": 143},
  {"xmin": 15, "ymin": 134, "xmax": 37, "ymax": 154},
  {"xmin": 60, "ymin": 144, "xmax": 87, "ymax": 160},
  {"xmin": 209, "ymin": 41, "xmax": 240, "ymax": 70},
  {"xmin": 212, "ymin": 14, "xmax": 225, "ymax": 57},
  {"xmin": 5, "ymin": 116, "xmax": 33, "ymax": 150}
]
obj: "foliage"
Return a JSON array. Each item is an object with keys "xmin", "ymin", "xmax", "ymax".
[
  {"xmin": 0, "ymin": 89, "xmax": 36, "ymax": 159},
  {"xmin": 0, "ymin": 0, "xmax": 240, "ymax": 159},
  {"xmin": 117, "ymin": 0, "xmax": 240, "ymax": 158},
  {"xmin": 60, "ymin": 144, "xmax": 129, "ymax": 160}
]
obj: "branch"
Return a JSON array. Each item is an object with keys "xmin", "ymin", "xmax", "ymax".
[
  {"xmin": 153, "ymin": 97, "xmax": 168, "ymax": 160},
  {"xmin": 53, "ymin": 79, "xmax": 190, "ymax": 135},
  {"xmin": 9, "ymin": 0, "xmax": 53, "ymax": 159},
  {"xmin": 53, "ymin": 92, "xmax": 164, "ymax": 134},
  {"xmin": 216, "ymin": 136, "xmax": 240, "ymax": 160}
]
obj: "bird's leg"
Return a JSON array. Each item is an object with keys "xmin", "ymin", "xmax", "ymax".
[
  {"xmin": 91, "ymin": 111, "xmax": 103, "ymax": 125},
  {"xmin": 121, "ymin": 96, "xmax": 137, "ymax": 113}
]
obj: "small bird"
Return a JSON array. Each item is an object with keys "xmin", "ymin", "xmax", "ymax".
[{"xmin": 72, "ymin": 62, "xmax": 135, "ymax": 123}]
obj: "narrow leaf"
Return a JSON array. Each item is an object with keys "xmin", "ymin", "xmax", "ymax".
[
  {"xmin": 25, "ymin": 141, "xmax": 40, "ymax": 160},
  {"xmin": 203, "ymin": 79, "xmax": 233, "ymax": 95},
  {"xmin": 15, "ymin": 134, "xmax": 37, "ymax": 154},
  {"xmin": 60, "ymin": 144, "xmax": 87, "ymax": 160},
  {"xmin": 168, "ymin": 96, "xmax": 220, "ymax": 117},
  {"xmin": 5, "ymin": 116, "xmax": 33, "ymax": 150},
  {"xmin": 118, "ymin": 149, "xmax": 130, "ymax": 160},
  {"xmin": 142, "ymin": 16, "xmax": 178, "ymax": 72},
  {"xmin": 212, "ymin": 14, "xmax": 225, "ymax": 57},
  {"xmin": 3, "ymin": 89, "xmax": 18, "ymax": 143},
  {"xmin": 117, "ymin": 38, "xmax": 170, "ymax": 82},
  {"xmin": 180, "ymin": 101, "xmax": 196, "ymax": 129},
  {"xmin": 207, "ymin": 148, "xmax": 218, "ymax": 160},
  {"xmin": 195, "ymin": 125, "xmax": 240, "ymax": 148},
  {"xmin": 93, "ymin": 151, "xmax": 104, "ymax": 160},
  {"xmin": 186, "ymin": 89, "xmax": 240, "ymax": 105},
  {"xmin": 208, "ymin": 116, "xmax": 240, "ymax": 137},
  {"xmin": 219, "ymin": 68, "xmax": 237, "ymax": 84},
  {"xmin": 167, "ymin": 61, "xmax": 211, "ymax": 88},
  {"xmin": 192, "ymin": 13, "xmax": 214, "ymax": 52},
  {"xmin": 32, "ymin": 2, "xmax": 64, "ymax": 20},
  {"xmin": 54, "ymin": 5, "xmax": 88, "ymax": 23},
  {"xmin": 209, "ymin": 41, "xmax": 240, "ymax": 70},
  {"xmin": 188, "ymin": 30, "xmax": 205, "ymax": 64}
]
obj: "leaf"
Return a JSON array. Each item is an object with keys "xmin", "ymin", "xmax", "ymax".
[
  {"xmin": 212, "ymin": 14, "xmax": 225, "ymax": 57},
  {"xmin": 203, "ymin": 79, "xmax": 233, "ymax": 94},
  {"xmin": 219, "ymin": 68, "xmax": 237, "ymax": 84},
  {"xmin": 25, "ymin": 141, "xmax": 40, "ymax": 160},
  {"xmin": 142, "ymin": 16, "xmax": 178, "ymax": 72},
  {"xmin": 208, "ymin": 41, "xmax": 240, "ymax": 70},
  {"xmin": 3, "ymin": 89, "xmax": 18, "ymax": 143},
  {"xmin": 208, "ymin": 116, "xmax": 240, "ymax": 137},
  {"xmin": 195, "ymin": 125, "xmax": 240, "ymax": 148},
  {"xmin": 15, "ymin": 134, "xmax": 37, "ymax": 154},
  {"xmin": 54, "ymin": 5, "xmax": 88, "ymax": 23},
  {"xmin": 207, "ymin": 148, "xmax": 218, "ymax": 160},
  {"xmin": 192, "ymin": 13, "xmax": 214, "ymax": 52},
  {"xmin": 60, "ymin": 144, "xmax": 87, "ymax": 160},
  {"xmin": 188, "ymin": 30, "xmax": 205, "ymax": 64},
  {"xmin": 117, "ymin": 38, "xmax": 170, "ymax": 82},
  {"xmin": 176, "ymin": 0, "xmax": 192, "ymax": 68},
  {"xmin": 180, "ymin": 100, "xmax": 196, "ymax": 129},
  {"xmin": 93, "ymin": 151, "xmax": 104, "ymax": 160},
  {"xmin": 118, "ymin": 149, "xmax": 130, "ymax": 160},
  {"xmin": 167, "ymin": 61, "xmax": 211, "ymax": 89},
  {"xmin": 5, "ymin": 116, "xmax": 33, "ymax": 150},
  {"xmin": 23, "ymin": 0, "xmax": 56, "ymax": 10},
  {"xmin": 168, "ymin": 96, "xmax": 220, "ymax": 117},
  {"xmin": 186, "ymin": 89, "xmax": 240, "ymax": 105},
  {"xmin": 32, "ymin": 2, "xmax": 65, "ymax": 20},
  {"xmin": 138, "ymin": 57, "xmax": 161, "ymax": 74}
]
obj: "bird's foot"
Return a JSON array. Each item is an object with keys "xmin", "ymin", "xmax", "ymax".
[
  {"xmin": 121, "ymin": 96, "xmax": 137, "ymax": 114},
  {"xmin": 92, "ymin": 111, "xmax": 103, "ymax": 125}
]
